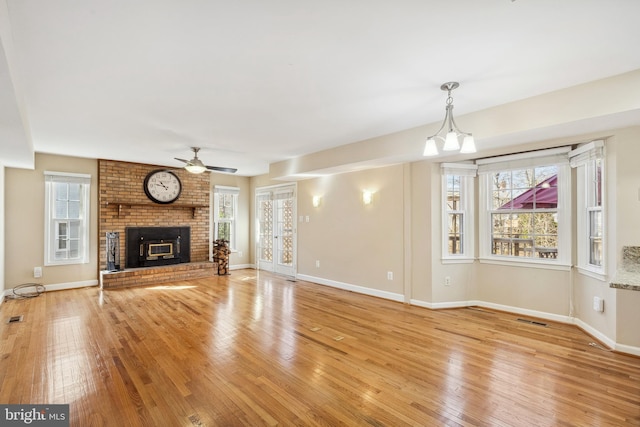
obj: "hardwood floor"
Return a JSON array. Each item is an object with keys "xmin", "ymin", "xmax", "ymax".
[{"xmin": 1, "ymin": 270, "xmax": 639, "ymax": 426}]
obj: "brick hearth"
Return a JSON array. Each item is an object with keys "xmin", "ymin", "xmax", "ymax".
[{"xmin": 100, "ymin": 262, "xmax": 215, "ymax": 289}]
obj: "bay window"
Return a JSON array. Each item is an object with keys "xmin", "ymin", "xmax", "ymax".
[
  {"xmin": 441, "ymin": 163, "xmax": 476, "ymax": 261},
  {"xmin": 477, "ymin": 147, "xmax": 571, "ymax": 267},
  {"xmin": 570, "ymin": 141, "xmax": 605, "ymax": 277}
]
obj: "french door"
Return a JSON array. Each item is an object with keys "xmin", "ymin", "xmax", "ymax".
[{"xmin": 256, "ymin": 185, "xmax": 296, "ymax": 276}]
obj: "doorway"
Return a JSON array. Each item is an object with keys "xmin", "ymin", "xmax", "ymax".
[{"xmin": 256, "ymin": 184, "xmax": 296, "ymax": 277}]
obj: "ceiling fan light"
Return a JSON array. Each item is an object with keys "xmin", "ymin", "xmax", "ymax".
[
  {"xmin": 185, "ymin": 163, "xmax": 206, "ymax": 174},
  {"xmin": 460, "ymin": 135, "xmax": 476, "ymax": 153},
  {"xmin": 443, "ymin": 131, "xmax": 460, "ymax": 151},
  {"xmin": 423, "ymin": 138, "xmax": 438, "ymax": 156}
]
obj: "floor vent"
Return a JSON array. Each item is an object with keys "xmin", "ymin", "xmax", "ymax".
[
  {"xmin": 7, "ymin": 315, "xmax": 24, "ymax": 324},
  {"xmin": 516, "ymin": 318, "xmax": 547, "ymax": 327}
]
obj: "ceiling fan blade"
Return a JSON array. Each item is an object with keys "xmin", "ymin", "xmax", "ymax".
[
  {"xmin": 206, "ymin": 165, "xmax": 238, "ymax": 173},
  {"xmin": 174, "ymin": 157, "xmax": 190, "ymax": 164}
]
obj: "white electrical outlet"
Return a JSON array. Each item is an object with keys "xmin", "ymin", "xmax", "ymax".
[
  {"xmin": 315, "ymin": 260, "xmax": 320, "ymax": 268},
  {"xmin": 387, "ymin": 271, "xmax": 393, "ymax": 280},
  {"xmin": 445, "ymin": 276, "xmax": 451, "ymax": 286},
  {"xmin": 238, "ymin": 251, "xmax": 243, "ymax": 258},
  {"xmin": 34, "ymin": 266, "xmax": 42, "ymax": 278},
  {"xmin": 593, "ymin": 296, "xmax": 604, "ymax": 312}
]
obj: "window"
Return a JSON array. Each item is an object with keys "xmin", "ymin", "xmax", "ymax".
[
  {"xmin": 44, "ymin": 172, "xmax": 91, "ymax": 265},
  {"xmin": 570, "ymin": 141, "xmax": 605, "ymax": 277},
  {"xmin": 441, "ymin": 163, "xmax": 476, "ymax": 261},
  {"xmin": 478, "ymin": 147, "xmax": 571, "ymax": 267},
  {"xmin": 213, "ymin": 186, "xmax": 239, "ymax": 250}
]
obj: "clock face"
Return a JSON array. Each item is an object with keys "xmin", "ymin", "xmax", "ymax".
[{"xmin": 143, "ymin": 170, "xmax": 182, "ymax": 204}]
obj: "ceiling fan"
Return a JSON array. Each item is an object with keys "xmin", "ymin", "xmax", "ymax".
[{"xmin": 175, "ymin": 147, "xmax": 237, "ymax": 174}]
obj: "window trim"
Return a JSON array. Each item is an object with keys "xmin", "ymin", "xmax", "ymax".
[
  {"xmin": 441, "ymin": 163, "xmax": 476, "ymax": 263},
  {"xmin": 44, "ymin": 171, "xmax": 91, "ymax": 266},
  {"xmin": 213, "ymin": 185, "xmax": 239, "ymax": 251},
  {"xmin": 570, "ymin": 140, "xmax": 606, "ymax": 279},
  {"xmin": 477, "ymin": 147, "xmax": 572, "ymax": 268}
]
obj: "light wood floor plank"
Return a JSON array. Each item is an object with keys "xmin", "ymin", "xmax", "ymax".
[{"xmin": 1, "ymin": 269, "xmax": 639, "ymax": 426}]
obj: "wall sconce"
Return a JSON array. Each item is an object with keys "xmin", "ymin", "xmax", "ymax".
[
  {"xmin": 362, "ymin": 190, "xmax": 374, "ymax": 205},
  {"xmin": 312, "ymin": 195, "xmax": 321, "ymax": 208}
]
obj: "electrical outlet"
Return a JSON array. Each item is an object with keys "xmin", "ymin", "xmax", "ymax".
[
  {"xmin": 387, "ymin": 271, "xmax": 393, "ymax": 280},
  {"xmin": 34, "ymin": 267, "xmax": 42, "ymax": 278},
  {"xmin": 445, "ymin": 276, "xmax": 451, "ymax": 286},
  {"xmin": 238, "ymin": 251, "xmax": 243, "ymax": 258},
  {"xmin": 593, "ymin": 296, "xmax": 604, "ymax": 312},
  {"xmin": 315, "ymin": 260, "xmax": 320, "ymax": 268}
]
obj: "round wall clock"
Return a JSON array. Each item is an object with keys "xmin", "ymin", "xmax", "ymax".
[{"xmin": 143, "ymin": 169, "xmax": 182, "ymax": 204}]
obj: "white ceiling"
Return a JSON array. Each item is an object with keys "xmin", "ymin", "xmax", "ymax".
[{"xmin": 1, "ymin": 0, "xmax": 640, "ymax": 175}]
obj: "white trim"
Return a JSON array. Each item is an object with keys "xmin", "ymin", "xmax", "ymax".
[
  {"xmin": 296, "ymin": 274, "xmax": 404, "ymax": 302},
  {"xmin": 473, "ymin": 300, "xmax": 574, "ymax": 324},
  {"xmin": 576, "ymin": 266, "xmax": 608, "ymax": 282},
  {"xmin": 230, "ymin": 263, "xmax": 255, "ymax": 270},
  {"xmin": 213, "ymin": 185, "xmax": 240, "ymax": 195},
  {"xmin": 3, "ymin": 280, "xmax": 98, "ymax": 300},
  {"xmin": 441, "ymin": 257, "xmax": 475, "ymax": 264},
  {"xmin": 441, "ymin": 162, "xmax": 477, "ymax": 176},
  {"xmin": 615, "ymin": 343, "xmax": 640, "ymax": 357},
  {"xmin": 256, "ymin": 182, "xmax": 298, "ymax": 192},
  {"xmin": 573, "ymin": 317, "xmax": 617, "ymax": 350},
  {"xmin": 478, "ymin": 258, "xmax": 571, "ymax": 271},
  {"xmin": 568, "ymin": 140, "xmax": 604, "ymax": 167},
  {"xmin": 43, "ymin": 280, "xmax": 99, "ymax": 292},
  {"xmin": 410, "ymin": 299, "xmax": 475, "ymax": 309},
  {"xmin": 44, "ymin": 171, "xmax": 91, "ymax": 179}
]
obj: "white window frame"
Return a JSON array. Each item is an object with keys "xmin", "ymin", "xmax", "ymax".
[
  {"xmin": 570, "ymin": 140, "xmax": 606, "ymax": 280},
  {"xmin": 441, "ymin": 163, "xmax": 476, "ymax": 263},
  {"xmin": 213, "ymin": 185, "xmax": 239, "ymax": 251},
  {"xmin": 44, "ymin": 171, "xmax": 91, "ymax": 266},
  {"xmin": 477, "ymin": 147, "xmax": 571, "ymax": 269}
]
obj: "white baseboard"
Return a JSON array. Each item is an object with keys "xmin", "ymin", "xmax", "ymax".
[
  {"xmin": 43, "ymin": 280, "xmax": 99, "ymax": 292},
  {"xmin": 230, "ymin": 263, "xmax": 255, "ymax": 270},
  {"xmin": 471, "ymin": 300, "xmax": 574, "ymax": 324},
  {"xmin": 410, "ymin": 299, "xmax": 475, "ymax": 310},
  {"xmin": 296, "ymin": 274, "xmax": 404, "ymax": 303},
  {"xmin": 615, "ymin": 343, "xmax": 640, "ymax": 357},
  {"xmin": 3, "ymin": 280, "xmax": 98, "ymax": 298}
]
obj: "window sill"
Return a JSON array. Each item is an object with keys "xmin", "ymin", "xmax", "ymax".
[
  {"xmin": 442, "ymin": 257, "xmax": 475, "ymax": 264},
  {"xmin": 479, "ymin": 257, "xmax": 571, "ymax": 271},
  {"xmin": 576, "ymin": 266, "xmax": 607, "ymax": 282}
]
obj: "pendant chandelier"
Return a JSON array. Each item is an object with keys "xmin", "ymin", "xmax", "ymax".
[{"xmin": 423, "ymin": 82, "xmax": 476, "ymax": 156}]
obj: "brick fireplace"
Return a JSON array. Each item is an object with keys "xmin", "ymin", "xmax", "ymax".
[{"xmin": 98, "ymin": 160, "xmax": 214, "ymax": 288}]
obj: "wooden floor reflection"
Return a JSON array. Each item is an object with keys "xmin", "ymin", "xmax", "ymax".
[{"xmin": 1, "ymin": 270, "xmax": 639, "ymax": 426}]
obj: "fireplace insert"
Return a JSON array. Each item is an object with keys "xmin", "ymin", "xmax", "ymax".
[{"xmin": 125, "ymin": 226, "xmax": 190, "ymax": 268}]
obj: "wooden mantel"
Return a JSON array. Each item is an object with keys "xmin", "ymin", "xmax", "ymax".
[{"xmin": 105, "ymin": 201, "xmax": 208, "ymax": 218}]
